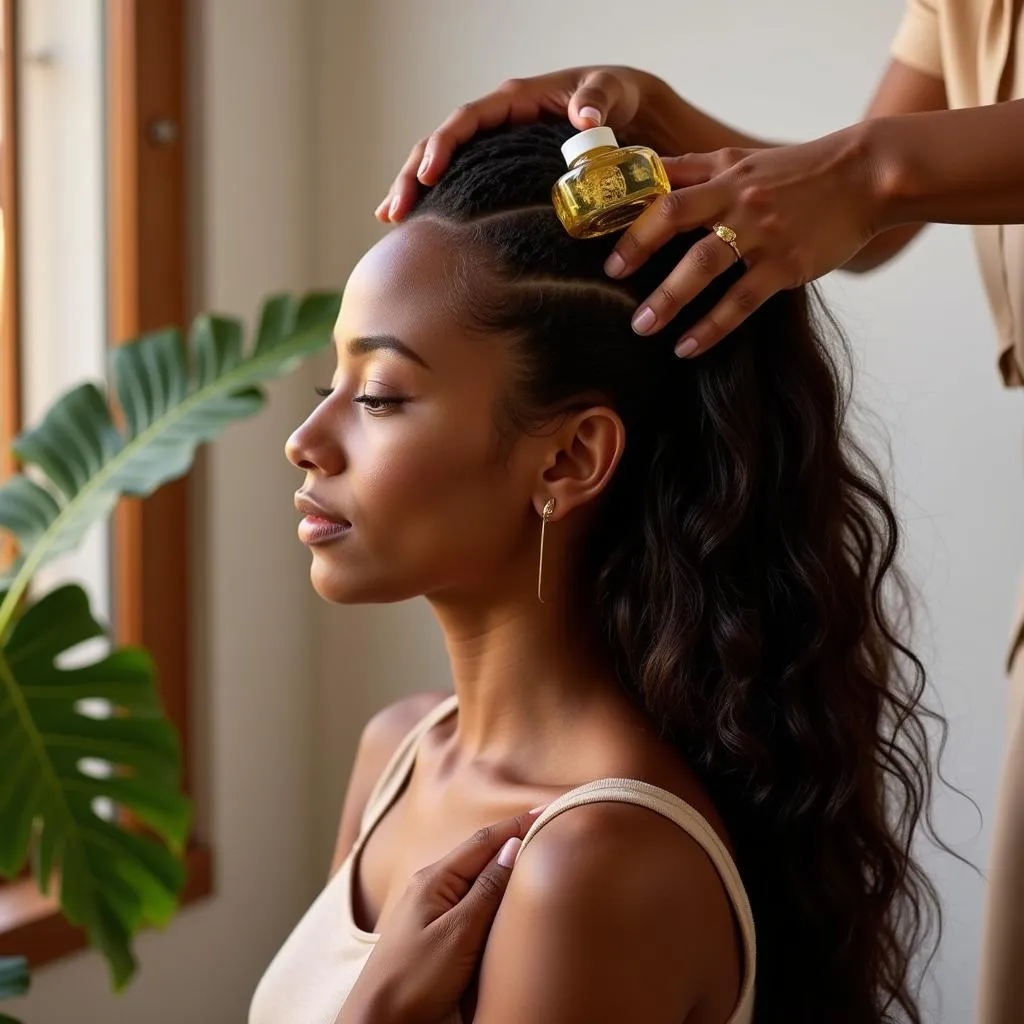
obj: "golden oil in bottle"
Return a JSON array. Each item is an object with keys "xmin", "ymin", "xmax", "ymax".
[{"xmin": 551, "ymin": 126, "xmax": 670, "ymax": 239}]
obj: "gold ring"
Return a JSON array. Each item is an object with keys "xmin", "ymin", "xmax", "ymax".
[{"xmin": 712, "ymin": 223, "xmax": 743, "ymax": 261}]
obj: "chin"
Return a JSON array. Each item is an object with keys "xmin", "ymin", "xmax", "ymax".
[{"xmin": 308, "ymin": 559, "xmax": 418, "ymax": 605}]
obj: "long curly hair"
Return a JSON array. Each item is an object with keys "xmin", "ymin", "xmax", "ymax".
[{"xmin": 412, "ymin": 120, "xmax": 944, "ymax": 1023}]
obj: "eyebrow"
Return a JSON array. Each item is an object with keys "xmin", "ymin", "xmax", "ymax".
[{"xmin": 344, "ymin": 334, "xmax": 431, "ymax": 371}]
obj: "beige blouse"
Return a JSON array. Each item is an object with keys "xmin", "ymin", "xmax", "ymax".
[
  {"xmin": 249, "ymin": 693, "xmax": 757, "ymax": 1024},
  {"xmin": 891, "ymin": 0, "xmax": 1024, "ymax": 388}
]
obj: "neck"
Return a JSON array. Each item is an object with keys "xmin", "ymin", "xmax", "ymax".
[{"xmin": 427, "ymin": 579, "xmax": 637, "ymax": 778}]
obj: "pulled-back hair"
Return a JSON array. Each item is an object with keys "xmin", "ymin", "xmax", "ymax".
[{"xmin": 412, "ymin": 121, "xmax": 943, "ymax": 1023}]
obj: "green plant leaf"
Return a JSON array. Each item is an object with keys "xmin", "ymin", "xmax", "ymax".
[
  {"xmin": 0, "ymin": 584, "xmax": 189, "ymax": 988},
  {"xmin": 0, "ymin": 291, "xmax": 340, "ymax": 617},
  {"xmin": 0, "ymin": 292, "xmax": 339, "ymax": 993},
  {"xmin": 0, "ymin": 956, "xmax": 29, "ymax": 1002}
]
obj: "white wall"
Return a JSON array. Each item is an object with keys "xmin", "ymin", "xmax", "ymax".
[
  {"xmin": 311, "ymin": 2, "xmax": 1024, "ymax": 1023},
  {"xmin": 11, "ymin": 1, "xmax": 324, "ymax": 1021}
]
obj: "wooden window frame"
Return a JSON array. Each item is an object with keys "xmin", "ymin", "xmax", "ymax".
[
  {"xmin": 0, "ymin": 0, "xmax": 19, "ymax": 487},
  {"xmin": 0, "ymin": 0, "xmax": 212, "ymax": 971}
]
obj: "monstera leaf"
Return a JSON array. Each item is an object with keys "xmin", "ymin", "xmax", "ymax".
[
  {"xmin": 0, "ymin": 585, "xmax": 184, "ymax": 992},
  {"xmin": 0, "ymin": 291, "xmax": 339, "ymax": 994}
]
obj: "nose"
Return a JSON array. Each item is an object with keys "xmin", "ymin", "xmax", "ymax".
[{"xmin": 285, "ymin": 406, "xmax": 346, "ymax": 476}]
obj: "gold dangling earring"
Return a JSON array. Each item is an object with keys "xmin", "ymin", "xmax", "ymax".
[{"xmin": 537, "ymin": 498, "xmax": 556, "ymax": 604}]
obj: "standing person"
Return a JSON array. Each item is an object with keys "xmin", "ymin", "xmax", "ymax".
[{"xmin": 377, "ymin": 5, "xmax": 1024, "ymax": 1021}]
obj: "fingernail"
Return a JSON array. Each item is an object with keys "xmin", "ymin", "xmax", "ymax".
[
  {"xmin": 528, "ymin": 805, "xmax": 547, "ymax": 815},
  {"xmin": 388, "ymin": 196, "xmax": 400, "ymax": 220},
  {"xmin": 632, "ymin": 307, "xmax": 656, "ymax": 335},
  {"xmin": 374, "ymin": 198, "xmax": 389, "ymax": 218},
  {"xmin": 579, "ymin": 106, "xmax": 603, "ymax": 125},
  {"xmin": 417, "ymin": 154, "xmax": 431, "ymax": 180},
  {"xmin": 604, "ymin": 252, "xmax": 626, "ymax": 278},
  {"xmin": 675, "ymin": 337, "xmax": 699, "ymax": 358},
  {"xmin": 498, "ymin": 837, "xmax": 522, "ymax": 868}
]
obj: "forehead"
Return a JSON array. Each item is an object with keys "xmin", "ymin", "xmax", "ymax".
[
  {"xmin": 335, "ymin": 217, "xmax": 509, "ymax": 385},
  {"xmin": 340, "ymin": 217, "xmax": 463, "ymax": 332}
]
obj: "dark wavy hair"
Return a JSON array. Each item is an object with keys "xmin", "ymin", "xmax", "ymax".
[{"xmin": 412, "ymin": 121, "xmax": 944, "ymax": 1023}]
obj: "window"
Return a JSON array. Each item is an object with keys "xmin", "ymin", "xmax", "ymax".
[{"xmin": 0, "ymin": 0, "xmax": 210, "ymax": 969}]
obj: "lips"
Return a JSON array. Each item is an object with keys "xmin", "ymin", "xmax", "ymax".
[
  {"xmin": 295, "ymin": 493, "xmax": 349, "ymax": 525},
  {"xmin": 295, "ymin": 492, "xmax": 352, "ymax": 546}
]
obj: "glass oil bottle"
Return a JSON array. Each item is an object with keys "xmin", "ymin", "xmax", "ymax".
[{"xmin": 551, "ymin": 126, "xmax": 670, "ymax": 239}]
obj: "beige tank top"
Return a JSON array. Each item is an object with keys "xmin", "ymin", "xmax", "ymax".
[{"xmin": 249, "ymin": 694, "xmax": 757, "ymax": 1024}]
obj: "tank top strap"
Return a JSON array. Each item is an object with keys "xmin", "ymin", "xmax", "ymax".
[
  {"xmin": 358, "ymin": 693, "xmax": 459, "ymax": 835},
  {"xmin": 519, "ymin": 777, "xmax": 757, "ymax": 1024}
]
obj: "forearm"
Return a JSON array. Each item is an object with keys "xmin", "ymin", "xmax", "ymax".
[
  {"xmin": 335, "ymin": 1003, "xmax": 380, "ymax": 1024},
  {"xmin": 334, "ymin": 990, "xmax": 394, "ymax": 1024},
  {"xmin": 639, "ymin": 73, "xmax": 779, "ymax": 155},
  {"xmin": 336, "ymin": 1000, "xmax": 448, "ymax": 1024},
  {"xmin": 843, "ymin": 223, "xmax": 927, "ymax": 273},
  {"xmin": 873, "ymin": 98, "xmax": 1024, "ymax": 228}
]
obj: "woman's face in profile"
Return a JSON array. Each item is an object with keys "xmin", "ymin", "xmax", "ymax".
[{"xmin": 286, "ymin": 218, "xmax": 541, "ymax": 606}]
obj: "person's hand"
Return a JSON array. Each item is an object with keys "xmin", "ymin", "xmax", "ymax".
[
  {"xmin": 336, "ymin": 805, "xmax": 546, "ymax": 1024},
  {"xmin": 376, "ymin": 66, "xmax": 669, "ymax": 223},
  {"xmin": 605, "ymin": 123, "xmax": 886, "ymax": 357}
]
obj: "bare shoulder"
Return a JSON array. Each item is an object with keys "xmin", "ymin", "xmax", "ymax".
[
  {"xmin": 360, "ymin": 689, "xmax": 453, "ymax": 755},
  {"xmin": 471, "ymin": 802, "xmax": 742, "ymax": 1024},
  {"xmin": 327, "ymin": 689, "xmax": 452, "ymax": 878}
]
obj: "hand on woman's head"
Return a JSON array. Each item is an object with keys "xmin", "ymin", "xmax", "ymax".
[
  {"xmin": 383, "ymin": 71, "xmax": 890, "ymax": 361},
  {"xmin": 376, "ymin": 67, "xmax": 659, "ymax": 223}
]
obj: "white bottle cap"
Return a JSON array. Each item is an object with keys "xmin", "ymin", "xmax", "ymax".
[{"xmin": 560, "ymin": 126, "xmax": 618, "ymax": 167}]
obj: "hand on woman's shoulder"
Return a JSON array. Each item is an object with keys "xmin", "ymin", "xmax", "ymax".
[
  {"xmin": 470, "ymin": 800, "xmax": 742, "ymax": 1024},
  {"xmin": 328, "ymin": 690, "xmax": 453, "ymax": 879}
]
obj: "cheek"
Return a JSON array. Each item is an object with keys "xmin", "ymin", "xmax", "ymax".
[{"xmin": 354, "ymin": 417, "xmax": 519, "ymax": 564}]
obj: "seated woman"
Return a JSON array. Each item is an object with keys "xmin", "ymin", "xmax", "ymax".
[{"xmin": 250, "ymin": 121, "xmax": 941, "ymax": 1024}]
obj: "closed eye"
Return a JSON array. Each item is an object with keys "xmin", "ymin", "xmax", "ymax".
[
  {"xmin": 313, "ymin": 386, "xmax": 406, "ymax": 413},
  {"xmin": 353, "ymin": 394, "xmax": 405, "ymax": 413}
]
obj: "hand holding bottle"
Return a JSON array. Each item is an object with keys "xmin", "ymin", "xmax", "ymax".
[
  {"xmin": 376, "ymin": 67, "xmax": 670, "ymax": 223},
  {"xmin": 378, "ymin": 65, "xmax": 891, "ymax": 358},
  {"xmin": 605, "ymin": 125, "xmax": 887, "ymax": 357}
]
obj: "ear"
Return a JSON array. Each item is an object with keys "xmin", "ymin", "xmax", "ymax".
[{"xmin": 531, "ymin": 406, "xmax": 625, "ymax": 520}]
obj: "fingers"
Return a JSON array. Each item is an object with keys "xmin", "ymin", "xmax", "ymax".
[
  {"xmin": 376, "ymin": 138, "xmax": 429, "ymax": 223},
  {"xmin": 463, "ymin": 836, "xmax": 522, "ymax": 911},
  {"xmin": 377, "ymin": 68, "xmax": 641, "ymax": 223},
  {"xmin": 442, "ymin": 808, "xmax": 549, "ymax": 948},
  {"xmin": 426, "ymin": 806, "xmax": 544, "ymax": 899},
  {"xmin": 378, "ymin": 85, "xmax": 544, "ymax": 223},
  {"xmin": 673, "ymin": 263, "xmax": 782, "ymax": 358},
  {"xmin": 419, "ymin": 87, "xmax": 543, "ymax": 187},
  {"xmin": 661, "ymin": 152, "xmax": 719, "ymax": 189},
  {"xmin": 440, "ymin": 839, "xmax": 521, "ymax": 951},
  {"xmin": 603, "ymin": 147, "xmax": 747, "ymax": 278},
  {"xmin": 603, "ymin": 179, "xmax": 725, "ymax": 281},
  {"xmin": 567, "ymin": 69, "xmax": 626, "ymax": 129},
  {"xmin": 628, "ymin": 230, "xmax": 743, "ymax": 337}
]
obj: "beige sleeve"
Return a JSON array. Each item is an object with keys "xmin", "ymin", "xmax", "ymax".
[{"xmin": 890, "ymin": 0, "xmax": 943, "ymax": 78}]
